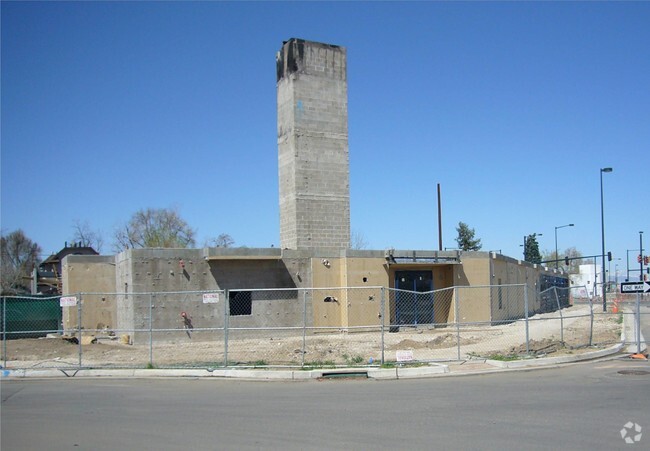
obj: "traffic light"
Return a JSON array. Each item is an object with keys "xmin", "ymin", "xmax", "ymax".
[
  {"xmin": 564, "ymin": 256, "xmax": 570, "ymax": 266},
  {"xmin": 639, "ymin": 254, "xmax": 643, "ymax": 263},
  {"xmin": 607, "ymin": 251, "xmax": 612, "ymax": 261},
  {"xmin": 644, "ymin": 256, "xmax": 649, "ymax": 265}
]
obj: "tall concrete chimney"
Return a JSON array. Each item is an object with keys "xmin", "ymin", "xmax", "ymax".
[{"xmin": 276, "ymin": 39, "xmax": 350, "ymax": 250}]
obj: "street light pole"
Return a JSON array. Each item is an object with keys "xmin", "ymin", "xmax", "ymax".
[
  {"xmin": 554, "ymin": 224, "xmax": 574, "ymax": 270},
  {"xmin": 627, "ymin": 249, "xmax": 634, "ymax": 281},
  {"xmin": 640, "ymin": 231, "xmax": 644, "ymax": 282},
  {"xmin": 600, "ymin": 167, "xmax": 612, "ymax": 312}
]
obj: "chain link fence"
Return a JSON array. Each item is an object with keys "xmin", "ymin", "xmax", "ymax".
[{"xmin": 2, "ymin": 284, "xmax": 644, "ymax": 370}]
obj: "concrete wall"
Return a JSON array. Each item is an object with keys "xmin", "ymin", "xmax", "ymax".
[
  {"xmin": 114, "ymin": 248, "xmax": 315, "ymax": 343},
  {"xmin": 62, "ymin": 248, "xmax": 568, "ymax": 339},
  {"xmin": 277, "ymin": 39, "xmax": 350, "ymax": 250},
  {"xmin": 451, "ymin": 254, "xmax": 491, "ymax": 323},
  {"xmin": 61, "ymin": 255, "xmax": 116, "ymax": 333}
]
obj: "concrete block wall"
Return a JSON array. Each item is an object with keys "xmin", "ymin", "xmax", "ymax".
[
  {"xmin": 277, "ymin": 38, "xmax": 350, "ymax": 250},
  {"xmin": 61, "ymin": 255, "xmax": 117, "ymax": 333},
  {"xmin": 111, "ymin": 248, "xmax": 314, "ymax": 343}
]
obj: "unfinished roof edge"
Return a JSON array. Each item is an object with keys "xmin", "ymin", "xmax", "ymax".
[
  {"xmin": 203, "ymin": 247, "xmax": 282, "ymax": 260},
  {"xmin": 276, "ymin": 38, "xmax": 345, "ymax": 82}
]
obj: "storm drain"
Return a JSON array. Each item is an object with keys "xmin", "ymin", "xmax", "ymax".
[{"xmin": 320, "ymin": 371, "xmax": 368, "ymax": 379}]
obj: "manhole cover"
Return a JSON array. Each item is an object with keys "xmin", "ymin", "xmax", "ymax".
[{"xmin": 618, "ymin": 370, "xmax": 650, "ymax": 376}]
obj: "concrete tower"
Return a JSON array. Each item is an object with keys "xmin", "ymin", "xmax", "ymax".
[{"xmin": 276, "ymin": 38, "xmax": 350, "ymax": 250}]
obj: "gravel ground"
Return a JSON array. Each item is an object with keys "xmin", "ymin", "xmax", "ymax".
[{"xmin": 1, "ymin": 305, "xmax": 624, "ymax": 369}]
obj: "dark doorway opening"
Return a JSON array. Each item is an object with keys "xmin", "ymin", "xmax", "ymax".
[{"xmin": 394, "ymin": 271, "xmax": 434, "ymax": 326}]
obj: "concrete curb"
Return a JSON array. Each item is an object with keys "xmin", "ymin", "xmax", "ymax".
[
  {"xmin": 0, "ymin": 319, "xmax": 630, "ymax": 380},
  {"xmin": 1, "ymin": 363, "xmax": 450, "ymax": 381},
  {"xmin": 485, "ymin": 342, "xmax": 624, "ymax": 369}
]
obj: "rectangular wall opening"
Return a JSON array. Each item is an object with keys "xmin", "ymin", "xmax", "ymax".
[{"xmin": 229, "ymin": 291, "xmax": 252, "ymax": 316}]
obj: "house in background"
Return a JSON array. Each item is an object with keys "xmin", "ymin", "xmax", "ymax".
[{"xmin": 37, "ymin": 242, "xmax": 98, "ymax": 295}]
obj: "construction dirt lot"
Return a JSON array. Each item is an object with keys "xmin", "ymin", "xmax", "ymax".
[{"xmin": 2, "ymin": 305, "xmax": 627, "ymax": 369}]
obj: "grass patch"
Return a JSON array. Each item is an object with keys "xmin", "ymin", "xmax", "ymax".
[
  {"xmin": 486, "ymin": 353, "xmax": 521, "ymax": 362},
  {"xmin": 380, "ymin": 361, "xmax": 430, "ymax": 368},
  {"xmin": 302, "ymin": 360, "xmax": 336, "ymax": 370},
  {"xmin": 145, "ymin": 362, "xmax": 156, "ymax": 369},
  {"xmin": 342, "ymin": 354, "xmax": 365, "ymax": 365}
]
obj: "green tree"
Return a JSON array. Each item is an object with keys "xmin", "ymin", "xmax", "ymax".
[
  {"xmin": 1, "ymin": 229, "xmax": 42, "ymax": 294},
  {"xmin": 455, "ymin": 222, "xmax": 482, "ymax": 251},
  {"xmin": 524, "ymin": 234, "xmax": 542, "ymax": 264},
  {"xmin": 113, "ymin": 207, "xmax": 196, "ymax": 252}
]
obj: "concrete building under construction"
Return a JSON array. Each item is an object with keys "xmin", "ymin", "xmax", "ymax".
[{"xmin": 62, "ymin": 39, "xmax": 568, "ymax": 339}]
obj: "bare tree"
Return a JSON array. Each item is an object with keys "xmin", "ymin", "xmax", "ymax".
[
  {"xmin": 350, "ymin": 229, "xmax": 369, "ymax": 250},
  {"xmin": 71, "ymin": 220, "xmax": 104, "ymax": 252},
  {"xmin": 1, "ymin": 229, "xmax": 42, "ymax": 294},
  {"xmin": 542, "ymin": 247, "xmax": 583, "ymax": 272},
  {"xmin": 113, "ymin": 208, "xmax": 196, "ymax": 252},
  {"xmin": 206, "ymin": 233, "xmax": 235, "ymax": 248}
]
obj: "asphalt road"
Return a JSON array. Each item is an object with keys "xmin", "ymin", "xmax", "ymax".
[{"xmin": 2, "ymin": 358, "xmax": 649, "ymax": 451}]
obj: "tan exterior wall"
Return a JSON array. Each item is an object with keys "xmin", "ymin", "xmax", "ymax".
[
  {"xmin": 60, "ymin": 249, "xmax": 567, "ymax": 334},
  {"xmin": 311, "ymin": 257, "xmax": 345, "ymax": 328},
  {"xmin": 344, "ymin": 258, "xmax": 387, "ymax": 328},
  {"xmin": 62, "ymin": 255, "xmax": 116, "ymax": 334},
  {"xmin": 452, "ymin": 256, "xmax": 491, "ymax": 323}
]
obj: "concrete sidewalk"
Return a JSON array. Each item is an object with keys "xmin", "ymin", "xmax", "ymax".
[{"xmin": 1, "ymin": 341, "xmax": 628, "ymax": 381}]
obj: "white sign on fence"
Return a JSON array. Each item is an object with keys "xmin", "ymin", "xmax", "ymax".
[
  {"xmin": 202, "ymin": 293, "xmax": 220, "ymax": 304},
  {"xmin": 396, "ymin": 350, "xmax": 414, "ymax": 362},
  {"xmin": 60, "ymin": 296, "xmax": 78, "ymax": 307}
]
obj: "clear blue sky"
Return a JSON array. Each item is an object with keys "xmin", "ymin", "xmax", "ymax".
[{"xmin": 2, "ymin": 1, "xmax": 649, "ymax": 279}]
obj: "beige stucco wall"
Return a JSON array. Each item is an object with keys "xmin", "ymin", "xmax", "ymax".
[
  {"xmin": 61, "ymin": 248, "xmax": 567, "ymax": 334},
  {"xmin": 344, "ymin": 258, "xmax": 387, "ymax": 328},
  {"xmin": 311, "ymin": 257, "xmax": 345, "ymax": 328},
  {"xmin": 62, "ymin": 255, "xmax": 117, "ymax": 334},
  {"xmin": 452, "ymin": 256, "xmax": 491, "ymax": 323}
]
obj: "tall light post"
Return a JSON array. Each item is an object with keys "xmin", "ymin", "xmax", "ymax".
[
  {"xmin": 640, "ymin": 231, "xmax": 644, "ymax": 282},
  {"xmin": 626, "ymin": 249, "xmax": 637, "ymax": 281},
  {"xmin": 554, "ymin": 224, "xmax": 574, "ymax": 269},
  {"xmin": 600, "ymin": 167, "xmax": 612, "ymax": 312}
]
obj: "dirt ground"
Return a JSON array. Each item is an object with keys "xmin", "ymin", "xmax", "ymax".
[{"xmin": 1, "ymin": 305, "xmax": 626, "ymax": 369}]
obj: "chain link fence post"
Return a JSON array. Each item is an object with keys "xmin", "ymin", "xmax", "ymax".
[
  {"xmin": 77, "ymin": 293, "xmax": 83, "ymax": 368},
  {"xmin": 2, "ymin": 296, "xmax": 6, "ymax": 369},
  {"xmin": 455, "ymin": 286, "xmax": 461, "ymax": 360},
  {"xmin": 524, "ymin": 285, "xmax": 530, "ymax": 355},
  {"xmin": 224, "ymin": 289, "xmax": 229, "ymax": 367},
  {"xmin": 149, "ymin": 293, "xmax": 154, "ymax": 368},
  {"xmin": 380, "ymin": 287, "xmax": 385, "ymax": 365},
  {"xmin": 552, "ymin": 287, "xmax": 564, "ymax": 344},
  {"xmin": 635, "ymin": 293, "xmax": 642, "ymax": 354},
  {"xmin": 302, "ymin": 289, "xmax": 307, "ymax": 368},
  {"xmin": 588, "ymin": 291, "xmax": 594, "ymax": 346}
]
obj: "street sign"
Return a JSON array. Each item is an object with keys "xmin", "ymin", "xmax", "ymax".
[{"xmin": 620, "ymin": 281, "xmax": 650, "ymax": 294}]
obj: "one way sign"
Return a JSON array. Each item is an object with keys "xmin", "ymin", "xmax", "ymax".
[{"xmin": 620, "ymin": 281, "xmax": 650, "ymax": 294}]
